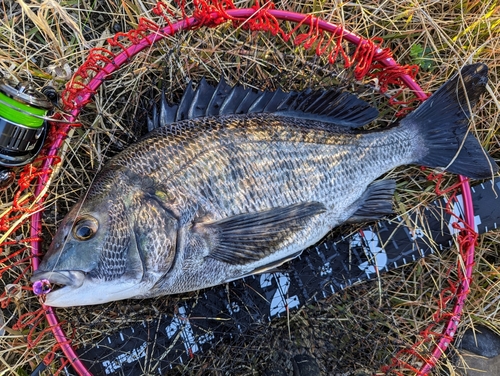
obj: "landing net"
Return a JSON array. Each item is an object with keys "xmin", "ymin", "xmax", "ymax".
[{"xmin": 1, "ymin": 1, "xmax": 492, "ymax": 375}]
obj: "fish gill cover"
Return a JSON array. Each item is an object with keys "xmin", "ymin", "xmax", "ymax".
[{"xmin": 0, "ymin": 0, "xmax": 499, "ymax": 375}]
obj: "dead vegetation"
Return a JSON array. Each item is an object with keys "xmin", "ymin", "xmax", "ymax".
[{"xmin": 0, "ymin": 0, "xmax": 499, "ymax": 375}]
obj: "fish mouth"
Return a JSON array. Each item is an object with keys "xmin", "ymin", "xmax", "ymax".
[
  {"xmin": 31, "ymin": 270, "xmax": 86, "ymax": 300},
  {"xmin": 31, "ymin": 269, "xmax": 144, "ymax": 307},
  {"xmin": 31, "ymin": 270, "xmax": 86, "ymax": 287}
]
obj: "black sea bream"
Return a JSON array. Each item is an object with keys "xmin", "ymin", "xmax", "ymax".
[{"xmin": 32, "ymin": 64, "xmax": 498, "ymax": 307}]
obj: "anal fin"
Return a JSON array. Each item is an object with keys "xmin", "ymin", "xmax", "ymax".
[{"xmin": 347, "ymin": 180, "xmax": 396, "ymax": 222}]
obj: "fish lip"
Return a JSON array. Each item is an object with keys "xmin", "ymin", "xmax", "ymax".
[
  {"xmin": 35, "ymin": 277, "xmax": 145, "ymax": 307},
  {"xmin": 31, "ymin": 270, "xmax": 86, "ymax": 288}
]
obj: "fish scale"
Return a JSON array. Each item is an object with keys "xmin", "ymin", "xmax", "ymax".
[
  {"xmin": 97, "ymin": 200, "xmax": 129, "ymax": 280},
  {"xmin": 32, "ymin": 64, "xmax": 499, "ymax": 306},
  {"xmin": 112, "ymin": 115, "xmax": 410, "ymax": 218}
]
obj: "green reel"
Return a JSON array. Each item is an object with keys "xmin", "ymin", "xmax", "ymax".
[{"xmin": 0, "ymin": 78, "xmax": 54, "ymax": 189}]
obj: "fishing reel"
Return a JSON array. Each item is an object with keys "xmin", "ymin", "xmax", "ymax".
[{"xmin": 0, "ymin": 78, "xmax": 55, "ymax": 190}]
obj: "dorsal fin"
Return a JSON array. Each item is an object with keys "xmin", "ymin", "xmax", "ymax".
[
  {"xmin": 188, "ymin": 78, "xmax": 214, "ymax": 119},
  {"xmin": 221, "ymin": 85, "xmax": 251, "ymax": 114},
  {"xmin": 206, "ymin": 79, "xmax": 233, "ymax": 116},
  {"xmin": 149, "ymin": 79, "xmax": 378, "ymax": 129},
  {"xmin": 175, "ymin": 82, "xmax": 195, "ymax": 122},
  {"xmin": 235, "ymin": 89, "xmax": 261, "ymax": 114}
]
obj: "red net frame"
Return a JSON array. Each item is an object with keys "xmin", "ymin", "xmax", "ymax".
[{"xmin": 0, "ymin": 1, "xmax": 478, "ymax": 374}]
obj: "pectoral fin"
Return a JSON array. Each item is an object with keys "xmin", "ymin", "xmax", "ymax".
[
  {"xmin": 223, "ymin": 250, "xmax": 303, "ymax": 282},
  {"xmin": 197, "ymin": 202, "xmax": 326, "ymax": 265}
]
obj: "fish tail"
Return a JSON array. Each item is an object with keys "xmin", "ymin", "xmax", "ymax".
[{"xmin": 404, "ymin": 63, "xmax": 498, "ymax": 179}]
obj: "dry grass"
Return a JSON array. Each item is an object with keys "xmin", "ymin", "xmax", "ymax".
[{"xmin": 0, "ymin": 0, "xmax": 499, "ymax": 375}]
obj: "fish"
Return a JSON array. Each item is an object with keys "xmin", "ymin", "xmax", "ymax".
[{"xmin": 31, "ymin": 63, "xmax": 498, "ymax": 307}]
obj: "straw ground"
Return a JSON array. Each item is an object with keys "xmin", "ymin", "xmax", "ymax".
[{"xmin": 0, "ymin": 0, "xmax": 499, "ymax": 374}]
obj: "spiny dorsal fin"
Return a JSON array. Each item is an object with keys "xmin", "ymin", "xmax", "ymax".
[
  {"xmin": 206, "ymin": 79, "xmax": 233, "ymax": 116},
  {"xmin": 188, "ymin": 78, "xmax": 214, "ymax": 119},
  {"xmin": 150, "ymin": 79, "xmax": 378, "ymax": 129},
  {"xmin": 175, "ymin": 82, "xmax": 195, "ymax": 122},
  {"xmin": 221, "ymin": 85, "xmax": 251, "ymax": 114}
]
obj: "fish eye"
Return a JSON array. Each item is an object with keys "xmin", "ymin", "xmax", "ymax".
[{"xmin": 72, "ymin": 216, "xmax": 99, "ymax": 241}]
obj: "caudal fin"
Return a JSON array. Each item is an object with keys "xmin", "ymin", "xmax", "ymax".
[{"xmin": 403, "ymin": 63, "xmax": 498, "ymax": 179}]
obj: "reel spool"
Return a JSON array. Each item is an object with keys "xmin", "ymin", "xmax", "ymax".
[{"xmin": 0, "ymin": 79, "xmax": 53, "ymax": 189}]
